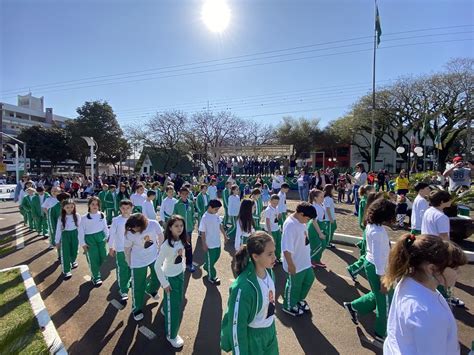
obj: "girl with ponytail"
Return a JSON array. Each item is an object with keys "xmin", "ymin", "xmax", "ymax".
[
  {"xmin": 221, "ymin": 231, "xmax": 279, "ymax": 355},
  {"xmin": 383, "ymin": 234, "xmax": 467, "ymax": 354}
]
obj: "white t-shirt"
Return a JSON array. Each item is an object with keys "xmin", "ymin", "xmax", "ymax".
[
  {"xmin": 55, "ymin": 213, "xmax": 81, "ymax": 244},
  {"xmin": 160, "ymin": 197, "xmax": 177, "ymax": 221},
  {"xmin": 78, "ymin": 212, "xmax": 109, "ymax": 247},
  {"xmin": 282, "ymin": 215, "xmax": 311, "ymax": 273},
  {"xmin": 365, "ymin": 223, "xmax": 390, "ymax": 276},
  {"xmin": 323, "ymin": 196, "xmax": 336, "ymax": 221},
  {"xmin": 271, "ymin": 175, "xmax": 284, "ymax": 190},
  {"xmin": 354, "ymin": 171, "xmax": 367, "ymax": 186},
  {"xmin": 124, "ymin": 220, "xmax": 163, "ymax": 268},
  {"xmin": 142, "ymin": 200, "xmax": 157, "ymax": 220},
  {"xmin": 228, "ymin": 195, "xmax": 241, "ymax": 217},
  {"xmin": 130, "ymin": 193, "xmax": 147, "ymax": 208},
  {"xmin": 234, "ymin": 222, "xmax": 255, "ymax": 251},
  {"xmin": 208, "ymin": 185, "xmax": 218, "ymax": 200},
  {"xmin": 384, "ymin": 277, "xmax": 459, "ymax": 355},
  {"xmin": 109, "ymin": 215, "xmax": 128, "ymax": 252},
  {"xmin": 264, "ymin": 206, "xmax": 280, "ymax": 232},
  {"xmin": 154, "ymin": 240, "xmax": 185, "ymax": 289},
  {"xmin": 198, "ymin": 212, "xmax": 222, "ymax": 249},
  {"xmin": 41, "ymin": 196, "xmax": 58, "ymax": 210},
  {"xmin": 421, "ymin": 207, "xmax": 450, "ymax": 238},
  {"xmin": 411, "ymin": 195, "xmax": 429, "ymax": 231},
  {"xmin": 249, "ymin": 271, "xmax": 276, "ymax": 329},
  {"xmin": 277, "ymin": 191, "xmax": 287, "ymax": 213},
  {"xmin": 313, "ymin": 203, "xmax": 325, "ymax": 222}
]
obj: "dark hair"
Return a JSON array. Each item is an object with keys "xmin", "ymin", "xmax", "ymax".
[
  {"xmin": 234, "ymin": 231, "xmax": 274, "ymax": 275},
  {"xmin": 118, "ymin": 185, "xmax": 130, "ymax": 200},
  {"xmin": 355, "ymin": 162, "xmax": 365, "ymax": 171},
  {"xmin": 125, "ymin": 213, "xmax": 148, "ymax": 234},
  {"xmin": 200, "ymin": 184, "xmax": 207, "ymax": 190},
  {"xmin": 414, "ymin": 182, "xmax": 430, "ymax": 192},
  {"xmin": 147, "ymin": 190, "xmax": 156, "ymax": 197},
  {"xmin": 323, "ymin": 184, "xmax": 334, "ymax": 197},
  {"xmin": 238, "ymin": 199, "xmax": 254, "ymax": 234},
  {"xmin": 365, "ymin": 199, "xmax": 396, "ymax": 225},
  {"xmin": 179, "ymin": 187, "xmax": 189, "ymax": 194},
  {"xmin": 165, "ymin": 186, "xmax": 175, "ymax": 192},
  {"xmin": 270, "ymin": 194, "xmax": 280, "ymax": 201},
  {"xmin": 383, "ymin": 234, "xmax": 467, "ymax": 288},
  {"xmin": 281, "ymin": 183, "xmax": 290, "ymax": 189},
  {"xmin": 251, "ymin": 188, "xmax": 261, "ymax": 196},
  {"xmin": 119, "ymin": 199, "xmax": 133, "ymax": 207},
  {"xmin": 164, "ymin": 215, "xmax": 188, "ymax": 247},
  {"xmin": 296, "ymin": 202, "xmax": 317, "ymax": 219},
  {"xmin": 61, "ymin": 199, "xmax": 78, "ymax": 229},
  {"xmin": 231, "ymin": 184, "xmax": 239, "ymax": 193},
  {"xmin": 36, "ymin": 186, "xmax": 44, "ymax": 193},
  {"xmin": 87, "ymin": 196, "xmax": 101, "ymax": 211},
  {"xmin": 428, "ymin": 190, "xmax": 451, "ymax": 207},
  {"xmin": 208, "ymin": 199, "xmax": 222, "ymax": 208},
  {"xmin": 57, "ymin": 192, "xmax": 71, "ymax": 203},
  {"xmin": 109, "ymin": 184, "xmax": 116, "ymax": 189},
  {"xmin": 308, "ymin": 188, "xmax": 323, "ymax": 203},
  {"xmin": 136, "ymin": 183, "xmax": 144, "ymax": 190},
  {"xmin": 254, "ymin": 183, "xmax": 262, "ymax": 188}
]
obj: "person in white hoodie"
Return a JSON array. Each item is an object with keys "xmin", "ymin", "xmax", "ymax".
[
  {"xmin": 160, "ymin": 186, "xmax": 177, "ymax": 224},
  {"xmin": 154, "ymin": 215, "xmax": 188, "ymax": 349}
]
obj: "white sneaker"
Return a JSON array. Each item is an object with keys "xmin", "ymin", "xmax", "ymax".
[
  {"xmin": 167, "ymin": 335, "xmax": 184, "ymax": 348},
  {"xmin": 120, "ymin": 293, "xmax": 129, "ymax": 301},
  {"xmin": 133, "ymin": 311, "xmax": 144, "ymax": 321}
]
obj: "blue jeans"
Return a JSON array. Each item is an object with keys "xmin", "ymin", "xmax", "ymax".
[
  {"xmin": 353, "ymin": 185, "xmax": 360, "ymax": 215},
  {"xmin": 298, "ymin": 186, "xmax": 309, "ymax": 202}
]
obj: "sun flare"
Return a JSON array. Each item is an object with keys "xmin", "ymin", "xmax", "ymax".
[{"xmin": 201, "ymin": 0, "xmax": 231, "ymax": 33}]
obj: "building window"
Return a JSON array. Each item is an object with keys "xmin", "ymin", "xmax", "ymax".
[
  {"xmin": 17, "ymin": 115, "xmax": 22, "ymax": 119},
  {"xmin": 9, "ymin": 113, "xmax": 14, "ymax": 117}
]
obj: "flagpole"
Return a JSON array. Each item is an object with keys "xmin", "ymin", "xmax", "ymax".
[{"xmin": 370, "ymin": 0, "xmax": 377, "ymax": 172}]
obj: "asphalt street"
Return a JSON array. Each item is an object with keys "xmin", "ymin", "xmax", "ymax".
[{"xmin": 0, "ymin": 201, "xmax": 473, "ymax": 355}]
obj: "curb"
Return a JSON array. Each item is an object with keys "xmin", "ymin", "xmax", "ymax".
[
  {"xmin": 333, "ymin": 233, "xmax": 474, "ymax": 263},
  {"xmin": 0, "ymin": 265, "xmax": 67, "ymax": 355}
]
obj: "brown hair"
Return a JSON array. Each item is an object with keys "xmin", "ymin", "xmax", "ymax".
[
  {"xmin": 60, "ymin": 199, "xmax": 78, "ymax": 229},
  {"xmin": 383, "ymin": 234, "xmax": 467, "ymax": 288},
  {"xmin": 323, "ymin": 184, "xmax": 334, "ymax": 197},
  {"xmin": 365, "ymin": 198, "xmax": 396, "ymax": 225},
  {"xmin": 238, "ymin": 199, "xmax": 255, "ymax": 234},
  {"xmin": 234, "ymin": 231, "xmax": 274, "ymax": 275},
  {"xmin": 87, "ymin": 196, "xmax": 101, "ymax": 211},
  {"xmin": 309, "ymin": 188, "xmax": 323, "ymax": 203},
  {"xmin": 125, "ymin": 213, "xmax": 148, "ymax": 234},
  {"xmin": 362, "ymin": 191, "xmax": 385, "ymax": 227},
  {"xmin": 428, "ymin": 190, "xmax": 451, "ymax": 207}
]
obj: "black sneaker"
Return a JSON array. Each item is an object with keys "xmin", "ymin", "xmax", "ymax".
[
  {"xmin": 298, "ymin": 300, "xmax": 310, "ymax": 312},
  {"xmin": 64, "ymin": 272, "xmax": 72, "ymax": 280},
  {"xmin": 282, "ymin": 306, "xmax": 304, "ymax": 317},
  {"xmin": 133, "ymin": 310, "xmax": 144, "ymax": 321},
  {"xmin": 447, "ymin": 297, "xmax": 465, "ymax": 308},
  {"xmin": 343, "ymin": 302, "xmax": 359, "ymax": 325},
  {"xmin": 346, "ymin": 268, "xmax": 358, "ymax": 283},
  {"xmin": 71, "ymin": 261, "xmax": 79, "ymax": 269},
  {"xmin": 210, "ymin": 278, "xmax": 221, "ymax": 286},
  {"xmin": 93, "ymin": 279, "xmax": 103, "ymax": 287},
  {"xmin": 327, "ymin": 243, "xmax": 336, "ymax": 249}
]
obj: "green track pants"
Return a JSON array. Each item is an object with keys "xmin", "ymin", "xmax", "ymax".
[
  {"xmin": 164, "ymin": 272, "xmax": 184, "ymax": 339},
  {"xmin": 131, "ymin": 262, "xmax": 160, "ymax": 313},
  {"xmin": 283, "ymin": 268, "xmax": 315, "ymax": 310},
  {"xmin": 308, "ymin": 220, "xmax": 328, "ymax": 263},
  {"xmin": 34, "ymin": 215, "xmax": 48, "ymax": 236},
  {"xmin": 271, "ymin": 230, "xmax": 282, "ymax": 260},
  {"xmin": 115, "ymin": 251, "xmax": 131, "ymax": 295},
  {"xmin": 60, "ymin": 229, "xmax": 79, "ymax": 274},
  {"xmin": 247, "ymin": 322, "xmax": 279, "ymax": 355},
  {"xmin": 204, "ymin": 247, "xmax": 221, "ymax": 281},
  {"xmin": 347, "ymin": 230, "xmax": 367, "ymax": 277},
  {"xmin": 84, "ymin": 231, "xmax": 107, "ymax": 282}
]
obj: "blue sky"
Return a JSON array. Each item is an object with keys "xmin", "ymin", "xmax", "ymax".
[{"xmin": 1, "ymin": 0, "xmax": 473, "ymax": 128}]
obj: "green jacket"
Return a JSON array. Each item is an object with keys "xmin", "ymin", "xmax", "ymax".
[
  {"xmin": 98, "ymin": 190, "xmax": 108, "ymax": 211},
  {"xmin": 153, "ymin": 189, "xmax": 163, "ymax": 211},
  {"xmin": 104, "ymin": 191, "xmax": 117, "ymax": 210},
  {"xmin": 358, "ymin": 196, "xmax": 367, "ymax": 231},
  {"xmin": 253, "ymin": 197, "xmax": 263, "ymax": 221},
  {"xmin": 20, "ymin": 195, "xmax": 34, "ymax": 212},
  {"xmin": 31, "ymin": 193, "xmax": 50, "ymax": 219},
  {"xmin": 173, "ymin": 199, "xmax": 195, "ymax": 233},
  {"xmin": 223, "ymin": 188, "xmax": 230, "ymax": 210},
  {"xmin": 196, "ymin": 192, "xmax": 210, "ymax": 216},
  {"xmin": 47, "ymin": 200, "xmax": 61, "ymax": 233},
  {"xmin": 221, "ymin": 261, "xmax": 275, "ymax": 354}
]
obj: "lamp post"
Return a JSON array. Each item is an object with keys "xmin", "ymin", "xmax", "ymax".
[
  {"xmin": 81, "ymin": 137, "xmax": 97, "ymax": 179},
  {"xmin": 396, "ymin": 145, "xmax": 423, "ymax": 178}
]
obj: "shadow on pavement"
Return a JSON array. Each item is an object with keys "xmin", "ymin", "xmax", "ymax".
[{"xmin": 51, "ymin": 282, "xmax": 93, "ymax": 328}]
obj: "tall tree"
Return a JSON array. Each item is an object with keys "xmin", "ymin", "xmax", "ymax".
[{"xmin": 274, "ymin": 116, "xmax": 322, "ymax": 158}]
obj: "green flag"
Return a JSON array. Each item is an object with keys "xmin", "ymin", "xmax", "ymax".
[{"xmin": 375, "ymin": 4, "xmax": 382, "ymax": 46}]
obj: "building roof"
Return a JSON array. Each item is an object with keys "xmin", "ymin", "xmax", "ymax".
[{"xmin": 1, "ymin": 102, "xmax": 71, "ymax": 122}]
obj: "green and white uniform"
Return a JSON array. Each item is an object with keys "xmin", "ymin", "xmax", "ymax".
[
  {"xmin": 264, "ymin": 205, "xmax": 281, "ymax": 260},
  {"xmin": 104, "ymin": 190, "xmax": 118, "ymax": 225},
  {"xmin": 98, "ymin": 190, "xmax": 108, "ymax": 212},
  {"xmin": 42, "ymin": 196, "xmax": 61, "ymax": 250},
  {"xmin": 282, "ymin": 215, "xmax": 315, "ymax": 311},
  {"xmin": 221, "ymin": 261, "xmax": 279, "ymax": 355},
  {"xmin": 160, "ymin": 197, "xmax": 177, "ymax": 223},
  {"xmin": 153, "ymin": 189, "xmax": 163, "ymax": 212},
  {"xmin": 131, "ymin": 192, "xmax": 147, "ymax": 213},
  {"xmin": 234, "ymin": 221, "xmax": 254, "ymax": 251},
  {"xmin": 31, "ymin": 192, "xmax": 49, "ymax": 236},
  {"xmin": 222, "ymin": 188, "xmax": 231, "ymax": 227},
  {"xmin": 253, "ymin": 197, "xmax": 263, "ymax": 230},
  {"xmin": 124, "ymin": 220, "xmax": 164, "ymax": 314},
  {"xmin": 78, "ymin": 212, "xmax": 109, "ymax": 282},
  {"xmin": 55, "ymin": 213, "xmax": 81, "ymax": 275},
  {"xmin": 323, "ymin": 195, "xmax": 337, "ymax": 244},
  {"xmin": 227, "ymin": 195, "xmax": 241, "ymax": 240},
  {"xmin": 173, "ymin": 199, "xmax": 195, "ymax": 266},
  {"xmin": 196, "ymin": 192, "xmax": 210, "ymax": 225},
  {"xmin": 350, "ymin": 223, "xmax": 392, "ymax": 337},
  {"xmin": 109, "ymin": 215, "xmax": 131, "ymax": 296},
  {"xmin": 198, "ymin": 211, "xmax": 222, "ymax": 281},
  {"xmin": 154, "ymin": 239, "xmax": 185, "ymax": 340},
  {"xmin": 307, "ymin": 203, "xmax": 328, "ymax": 263},
  {"xmin": 20, "ymin": 194, "xmax": 35, "ymax": 231},
  {"xmin": 277, "ymin": 191, "xmax": 287, "ymax": 228},
  {"xmin": 347, "ymin": 196, "xmax": 368, "ymax": 277}
]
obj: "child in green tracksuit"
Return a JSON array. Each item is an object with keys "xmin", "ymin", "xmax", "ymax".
[
  {"xmin": 281, "ymin": 202, "xmax": 317, "ymax": 317},
  {"xmin": 116, "ymin": 184, "xmax": 131, "ymax": 215},
  {"xmin": 277, "ymin": 183, "xmax": 289, "ymax": 228},
  {"xmin": 79, "ymin": 196, "xmax": 109, "ymax": 287},
  {"xmin": 124, "ymin": 213, "xmax": 164, "ymax": 321},
  {"xmin": 98, "ymin": 184, "xmax": 109, "ymax": 212},
  {"xmin": 173, "ymin": 187, "xmax": 196, "ymax": 272},
  {"xmin": 222, "ymin": 181, "xmax": 232, "ymax": 228},
  {"xmin": 264, "ymin": 195, "xmax": 281, "ymax": 262},
  {"xmin": 151, "ymin": 182, "xmax": 163, "ymax": 212},
  {"xmin": 20, "ymin": 188, "xmax": 36, "ymax": 231},
  {"xmin": 227, "ymin": 185, "xmax": 241, "ymax": 240},
  {"xmin": 42, "ymin": 187, "xmax": 62, "ymax": 252},
  {"xmin": 108, "ymin": 200, "xmax": 133, "ymax": 301},
  {"xmin": 31, "ymin": 187, "xmax": 49, "ymax": 237},
  {"xmin": 154, "ymin": 215, "xmax": 188, "ymax": 349},
  {"xmin": 55, "ymin": 199, "xmax": 80, "ymax": 280},
  {"xmin": 198, "ymin": 199, "xmax": 228, "ymax": 285},
  {"xmin": 195, "ymin": 184, "xmax": 210, "ymax": 226},
  {"xmin": 104, "ymin": 185, "xmax": 118, "ymax": 225},
  {"xmin": 251, "ymin": 188, "xmax": 263, "ymax": 230},
  {"xmin": 323, "ymin": 184, "xmax": 337, "ymax": 248},
  {"xmin": 234, "ymin": 199, "xmax": 255, "ymax": 252},
  {"xmin": 221, "ymin": 232, "xmax": 279, "ymax": 355},
  {"xmin": 344, "ymin": 199, "xmax": 396, "ymax": 342},
  {"xmin": 308, "ymin": 189, "xmax": 329, "ymax": 268}
]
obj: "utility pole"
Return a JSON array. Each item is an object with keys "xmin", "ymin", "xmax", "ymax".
[{"xmin": 370, "ymin": 0, "xmax": 380, "ymax": 172}]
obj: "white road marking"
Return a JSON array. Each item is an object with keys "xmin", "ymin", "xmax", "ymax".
[
  {"xmin": 15, "ymin": 224, "xmax": 24, "ymax": 249},
  {"xmin": 336, "ymin": 248, "xmax": 354, "ymax": 254},
  {"xmin": 110, "ymin": 299, "xmax": 124, "ymax": 310},
  {"xmin": 138, "ymin": 326, "xmax": 157, "ymax": 340}
]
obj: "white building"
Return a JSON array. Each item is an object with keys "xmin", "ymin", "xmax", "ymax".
[{"xmin": 1, "ymin": 93, "xmax": 71, "ymax": 136}]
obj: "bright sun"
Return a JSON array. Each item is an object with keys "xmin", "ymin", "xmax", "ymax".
[{"xmin": 201, "ymin": 0, "xmax": 231, "ymax": 33}]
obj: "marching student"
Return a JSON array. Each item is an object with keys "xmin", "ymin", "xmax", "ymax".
[
  {"xmin": 227, "ymin": 185, "xmax": 241, "ymax": 240},
  {"xmin": 261, "ymin": 184, "xmax": 271, "ymax": 207},
  {"xmin": 199, "ymin": 199, "xmax": 228, "ymax": 285},
  {"xmin": 55, "ymin": 199, "xmax": 81, "ymax": 280},
  {"xmin": 307, "ymin": 189, "xmax": 328, "ymax": 268},
  {"xmin": 124, "ymin": 213, "xmax": 164, "ymax": 321},
  {"xmin": 277, "ymin": 183, "xmax": 289, "ymax": 228},
  {"xmin": 251, "ymin": 188, "xmax": 263, "ymax": 230},
  {"xmin": 221, "ymin": 232, "xmax": 279, "ymax": 354},
  {"xmin": 196, "ymin": 184, "xmax": 210, "ymax": 225},
  {"xmin": 173, "ymin": 187, "xmax": 196, "ymax": 272},
  {"xmin": 154, "ymin": 215, "xmax": 188, "ymax": 348},
  {"xmin": 104, "ymin": 184, "xmax": 118, "ymax": 225},
  {"xmin": 222, "ymin": 181, "xmax": 232, "ymax": 228},
  {"xmin": 410, "ymin": 182, "xmax": 430, "ymax": 235},
  {"xmin": 131, "ymin": 183, "xmax": 147, "ymax": 213},
  {"xmin": 108, "ymin": 200, "xmax": 133, "ymax": 301},
  {"xmin": 151, "ymin": 182, "xmax": 163, "ymax": 212},
  {"xmin": 31, "ymin": 186, "xmax": 49, "ymax": 238},
  {"xmin": 265, "ymin": 194, "xmax": 281, "ymax": 263},
  {"xmin": 42, "ymin": 187, "xmax": 63, "ymax": 252},
  {"xmin": 160, "ymin": 186, "xmax": 177, "ymax": 224},
  {"xmin": 78, "ymin": 196, "xmax": 109, "ymax": 287},
  {"xmin": 383, "ymin": 234, "xmax": 467, "ymax": 355},
  {"xmin": 343, "ymin": 199, "xmax": 396, "ymax": 342},
  {"xmin": 208, "ymin": 178, "xmax": 218, "ymax": 201},
  {"xmin": 323, "ymin": 184, "xmax": 337, "ymax": 249},
  {"xmin": 98, "ymin": 184, "xmax": 109, "ymax": 212},
  {"xmin": 116, "ymin": 184, "xmax": 131, "ymax": 214},
  {"xmin": 142, "ymin": 190, "xmax": 158, "ymax": 221},
  {"xmin": 282, "ymin": 202, "xmax": 317, "ymax": 316},
  {"xmin": 234, "ymin": 199, "xmax": 255, "ymax": 252},
  {"xmin": 20, "ymin": 187, "xmax": 36, "ymax": 231}
]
